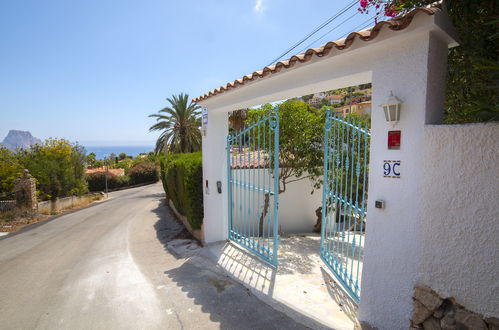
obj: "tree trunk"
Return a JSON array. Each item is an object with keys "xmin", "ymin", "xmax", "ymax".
[
  {"xmin": 313, "ymin": 206, "xmax": 322, "ymax": 233},
  {"xmin": 258, "ymin": 193, "xmax": 270, "ymax": 236}
]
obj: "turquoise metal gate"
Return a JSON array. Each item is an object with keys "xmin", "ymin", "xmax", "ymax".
[
  {"xmin": 227, "ymin": 109, "xmax": 280, "ymax": 266},
  {"xmin": 320, "ymin": 109, "xmax": 370, "ymax": 303}
]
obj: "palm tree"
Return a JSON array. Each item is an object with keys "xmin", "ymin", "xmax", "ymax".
[
  {"xmin": 149, "ymin": 93, "xmax": 201, "ymax": 154},
  {"xmin": 228, "ymin": 109, "xmax": 248, "ymax": 133}
]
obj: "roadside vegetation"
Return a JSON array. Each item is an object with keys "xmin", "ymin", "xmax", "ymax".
[
  {"xmin": 1, "ymin": 139, "xmax": 87, "ymax": 201},
  {"xmin": 85, "ymin": 153, "xmax": 159, "ymax": 192},
  {"xmin": 0, "ymin": 139, "xmax": 160, "ymax": 201}
]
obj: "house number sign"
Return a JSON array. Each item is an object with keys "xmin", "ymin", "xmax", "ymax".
[
  {"xmin": 202, "ymin": 108, "xmax": 208, "ymax": 126},
  {"xmin": 383, "ymin": 160, "xmax": 401, "ymax": 179},
  {"xmin": 201, "ymin": 108, "xmax": 208, "ymax": 137}
]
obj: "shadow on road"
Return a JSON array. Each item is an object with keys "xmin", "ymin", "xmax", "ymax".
[
  {"xmin": 150, "ymin": 197, "xmax": 194, "ymax": 257},
  {"xmin": 149, "ymin": 197, "xmax": 307, "ymax": 330}
]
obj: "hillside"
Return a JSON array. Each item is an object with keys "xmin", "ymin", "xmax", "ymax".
[{"xmin": 1, "ymin": 130, "xmax": 42, "ymax": 151}]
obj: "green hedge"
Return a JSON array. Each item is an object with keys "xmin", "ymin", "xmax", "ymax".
[
  {"xmin": 128, "ymin": 162, "xmax": 159, "ymax": 185},
  {"xmin": 86, "ymin": 172, "xmax": 130, "ymax": 191},
  {"xmin": 160, "ymin": 152, "xmax": 203, "ymax": 229},
  {"xmin": 86, "ymin": 161, "xmax": 159, "ymax": 192}
]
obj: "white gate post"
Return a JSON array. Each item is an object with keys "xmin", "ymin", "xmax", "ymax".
[
  {"xmin": 201, "ymin": 109, "xmax": 229, "ymax": 243},
  {"xmin": 359, "ymin": 32, "xmax": 450, "ymax": 329}
]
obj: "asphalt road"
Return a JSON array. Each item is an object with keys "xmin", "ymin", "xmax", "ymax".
[{"xmin": 0, "ymin": 183, "xmax": 308, "ymax": 330}]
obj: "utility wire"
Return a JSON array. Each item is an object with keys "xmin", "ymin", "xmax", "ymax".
[
  {"xmin": 266, "ymin": 0, "xmax": 358, "ymax": 66},
  {"xmin": 297, "ymin": 11, "xmax": 359, "ymax": 54},
  {"xmin": 340, "ymin": 16, "xmax": 376, "ymax": 39}
]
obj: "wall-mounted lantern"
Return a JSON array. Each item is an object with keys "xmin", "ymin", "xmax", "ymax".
[{"xmin": 380, "ymin": 91, "xmax": 402, "ymax": 127}]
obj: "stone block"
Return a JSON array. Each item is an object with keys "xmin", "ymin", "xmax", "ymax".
[
  {"xmin": 440, "ymin": 313, "xmax": 456, "ymax": 330},
  {"xmin": 485, "ymin": 317, "xmax": 499, "ymax": 330},
  {"xmin": 454, "ymin": 309, "xmax": 487, "ymax": 330},
  {"xmin": 423, "ymin": 317, "xmax": 442, "ymax": 330},
  {"xmin": 14, "ymin": 169, "xmax": 38, "ymax": 212},
  {"xmin": 414, "ymin": 300, "xmax": 434, "ymax": 324},
  {"xmin": 414, "ymin": 285, "xmax": 443, "ymax": 311},
  {"xmin": 433, "ymin": 307, "xmax": 445, "ymax": 319}
]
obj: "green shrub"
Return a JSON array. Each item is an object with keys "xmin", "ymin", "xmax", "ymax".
[
  {"xmin": 86, "ymin": 172, "xmax": 130, "ymax": 192},
  {"xmin": 114, "ymin": 158, "xmax": 133, "ymax": 174},
  {"xmin": 160, "ymin": 152, "xmax": 203, "ymax": 229},
  {"xmin": 17, "ymin": 139, "xmax": 88, "ymax": 201},
  {"xmin": 86, "ymin": 162, "xmax": 157, "ymax": 192},
  {"xmin": 0, "ymin": 147, "xmax": 23, "ymax": 198},
  {"xmin": 128, "ymin": 162, "xmax": 159, "ymax": 185},
  {"xmin": 116, "ymin": 175, "xmax": 131, "ymax": 187}
]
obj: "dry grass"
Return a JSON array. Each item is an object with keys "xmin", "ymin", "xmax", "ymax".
[
  {"xmin": 0, "ymin": 208, "xmax": 47, "ymax": 232},
  {"xmin": 0, "ymin": 195, "xmax": 105, "ymax": 233}
]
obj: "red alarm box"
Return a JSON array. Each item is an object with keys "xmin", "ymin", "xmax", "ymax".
[{"xmin": 388, "ymin": 130, "xmax": 401, "ymax": 150}]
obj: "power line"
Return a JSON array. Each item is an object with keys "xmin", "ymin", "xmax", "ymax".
[
  {"xmin": 340, "ymin": 16, "xmax": 376, "ymax": 39},
  {"xmin": 266, "ymin": 0, "xmax": 358, "ymax": 67},
  {"xmin": 297, "ymin": 11, "xmax": 359, "ymax": 54}
]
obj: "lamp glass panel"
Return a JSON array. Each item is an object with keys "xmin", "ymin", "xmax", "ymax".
[
  {"xmin": 383, "ymin": 106, "xmax": 390, "ymax": 122},
  {"xmin": 389, "ymin": 104, "xmax": 399, "ymax": 121}
]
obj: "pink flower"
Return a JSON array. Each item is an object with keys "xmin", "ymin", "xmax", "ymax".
[
  {"xmin": 360, "ymin": 0, "xmax": 368, "ymax": 9},
  {"xmin": 384, "ymin": 5, "xmax": 399, "ymax": 17}
]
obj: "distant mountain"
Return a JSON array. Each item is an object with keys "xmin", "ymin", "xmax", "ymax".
[{"xmin": 1, "ymin": 130, "xmax": 42, "ymax": 151}]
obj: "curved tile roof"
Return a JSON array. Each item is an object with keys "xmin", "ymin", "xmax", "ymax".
[{"xmin": 194, "ymin": 6, "xmax": 440, "ymax": 103}]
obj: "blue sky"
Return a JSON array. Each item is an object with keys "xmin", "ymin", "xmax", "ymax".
[{"xmin": 0, "ymin": 0, "xmax": 374, "ymax": 146}]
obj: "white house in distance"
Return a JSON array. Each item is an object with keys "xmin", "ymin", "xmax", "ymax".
[
  {"xmin": 336, "ymin": 100, "xmax": 372, "ymax": 117},
  {"xmin": 195, "ymin": 4, "xmax": 498, "ymax": 330}
]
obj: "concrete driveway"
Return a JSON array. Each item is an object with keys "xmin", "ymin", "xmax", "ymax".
[{"xmin": 0, "ymin": 183, "xmax": 308, "ymax": 330}]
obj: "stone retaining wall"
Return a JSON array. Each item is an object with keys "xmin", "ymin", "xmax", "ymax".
[
  {"xmin": 411, "ymin": 285, "xmax": 499, "ymax": 330},
  {"xmin": 38, "ymin": 193, "xmax": 102, "ymax": 215}
]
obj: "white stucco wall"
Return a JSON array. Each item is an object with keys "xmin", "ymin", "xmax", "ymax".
[
  {"xmin": 279, "ymin": 173, "xmax": 322, "ymax": 234},
  {"xmin": 230, "ymin": 169, "xmax": 322, "ymax": 234},
  {"xmin": 419, "ymin": 122, "xmax": 499, "ymax": 317}
]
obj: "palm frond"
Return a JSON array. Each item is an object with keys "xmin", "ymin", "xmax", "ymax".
[{"xmin": 149, "ymin": 93, "xmax": 202, "ymax": 154}]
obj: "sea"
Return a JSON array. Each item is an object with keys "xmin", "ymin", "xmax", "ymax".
[{"xmin": 84, "ymin": 146, "xmax": 154, "ymax": 159}]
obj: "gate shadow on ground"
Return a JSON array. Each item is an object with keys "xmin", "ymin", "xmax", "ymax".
[
  {"xmin": 320, "ymin": 267, "xmax": 359, "ymax": 323},
  {"xmin": 217, "ymin": 242, "xmax": 277, "ymax": 296},
  {"xmin": 213, "ymin": 235, "xmax": 360, "ymax": 329}
]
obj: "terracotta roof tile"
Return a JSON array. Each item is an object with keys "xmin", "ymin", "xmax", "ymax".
[
  {"xmin": 85, "ymin": 168, "xmax": 125, "ymax": 177},
  {"xmin": 229, "ymin": 148, "xmax": 269, "ymax": 169},
  {"xmin": 194, "ymin": 6, "xmax": 440, "ymax": 103}
]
